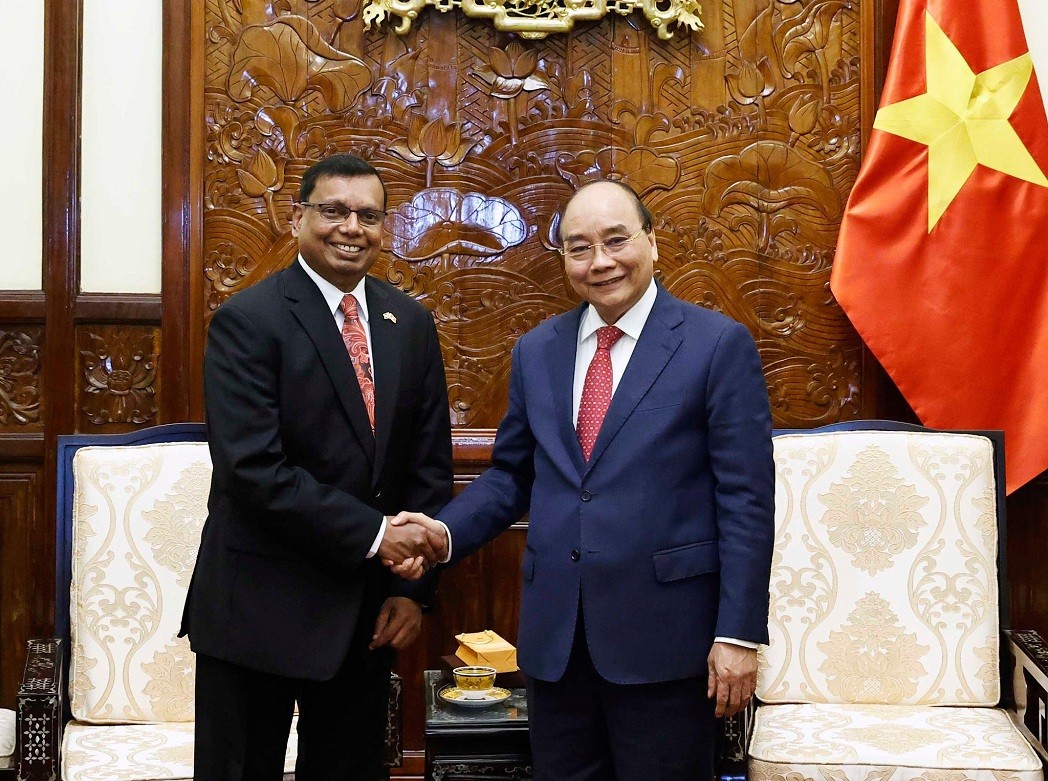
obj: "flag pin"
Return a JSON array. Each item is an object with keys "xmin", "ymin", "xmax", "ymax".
[{"xmin": 383, "ymin": 312, "xmax": 397, "ymax": 323}]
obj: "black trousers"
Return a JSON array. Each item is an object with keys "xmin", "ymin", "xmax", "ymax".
[
  {"xmin": 526, "ymin": 616, "xmax": 715, "ymax": 781},
  {"xmin": 193, "ymin": 630, "xmax": 393, "ymax": 780}
]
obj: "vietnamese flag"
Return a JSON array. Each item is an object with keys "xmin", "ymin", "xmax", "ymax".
[{"xmin": 831, "ymin": 0, "xmax": 1048, "ymax": 493}]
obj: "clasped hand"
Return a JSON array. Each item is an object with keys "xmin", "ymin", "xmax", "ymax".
[{"xmin": 377, "ymin": 511, "xmax": 447, "ymax": 580}]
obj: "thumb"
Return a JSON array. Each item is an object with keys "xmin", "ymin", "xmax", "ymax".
[{"xmin": 373, "ymin": 600, "xmax": 393, "ymax": 641}]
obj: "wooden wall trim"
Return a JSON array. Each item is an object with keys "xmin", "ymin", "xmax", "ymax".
[
  {"xmin": 75, "ymin": 293, "xmax": 162, "ymax": 322},
  {"xmin": 0, "ymin": 435, "xmax": 46, "ymax": 461},
  {"xmin": 0, "ymin": 294, "xmax": 46, "ymax": 323},
  {"xmin": 40, "ymin": 0, "xmax": 82, "ymax": 638},
  {"xmin": 160, "ymin": 0, "xmax": 206, "ymax": 425}
]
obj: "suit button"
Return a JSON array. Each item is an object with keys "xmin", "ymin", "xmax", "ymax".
[
  {"xmin": 581, "ymin": 491, "xmax": 592, "ymax": 502},
  {"xmin": 571, "ymin": 549, "xmax": 581, "ymax": 561}
]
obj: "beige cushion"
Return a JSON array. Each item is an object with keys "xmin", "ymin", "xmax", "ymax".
[
  {"xmin": 0, "ymin": 707, "xmax": 13, "ymax": 766},
  {"xmin": 69, "ymin": 443, "xmax": 212, "ymax": 723},
  {"xmin": 750, "ymin": 703, "xmax": 1042, "ymax": 780},
  {"xmin": 61, "ymin": 718, "xmax": 298, "ymax": 780},
  {"xmin": 758, "ymin": 431, "xmax": 1000, "ymax": 705}
]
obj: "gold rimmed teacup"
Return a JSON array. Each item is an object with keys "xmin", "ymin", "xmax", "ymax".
[{"xmin": 452, "ymin": 665, "xmax": 497, "ymax": 699}]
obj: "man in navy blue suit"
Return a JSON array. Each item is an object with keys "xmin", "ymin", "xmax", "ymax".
[{"xmin": 393, "ymin": 180, "xmax": 774, "ymax": 780}]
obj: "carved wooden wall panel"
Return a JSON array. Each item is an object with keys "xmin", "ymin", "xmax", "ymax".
[
  {"xmin": 203, "ymin": 0, "xmax": 866, "ymax": 430},
  {"xmin": 0, "ymin": 468, "xmax": 43, "ymax": 706},
  {"xmin": 0, "ymin": 327, "xmax": 43, "ymax": 432},
  {"xmin": 74, "ymin": 326, "xmax": 160, "ymax": 432}
]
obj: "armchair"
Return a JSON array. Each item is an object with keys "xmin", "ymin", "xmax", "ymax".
[
  {"xmin": 15, "ymin": 424, "xmax": 402, "ymax": 781},
  {"xmin": 732, "ymin": 421, "xmax": 1047, "ymax": 780}
]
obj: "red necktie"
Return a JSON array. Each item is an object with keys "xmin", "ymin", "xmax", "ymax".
[
  {"xmin": 340, "ymin": 294, "xmax": 375, "ymax": 432},
  {"xmin": 576, "ymin": 325, "xmax": 624, "ymax": 461}
]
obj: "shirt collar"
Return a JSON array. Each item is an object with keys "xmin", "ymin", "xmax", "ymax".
[
  {"xmin": 297, "ymin": 256, "xmax": 369, "ymax": 323},
  {"xmin": 578, "ymin": 279, "xmax": 658, "ymax": 343}
]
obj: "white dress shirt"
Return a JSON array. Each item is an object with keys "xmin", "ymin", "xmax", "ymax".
[{"xmin": 297, "ymin": 257, "xmax": 385, "ymax": 558}]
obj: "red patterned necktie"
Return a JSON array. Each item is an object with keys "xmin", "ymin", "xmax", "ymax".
[
  {"xmin": 576, "ymin": 325, "xmax": 624, "ymax": 461},
  {"xmin": 340, "ymin": 294, "xmax": 375, "ymax": 433}
]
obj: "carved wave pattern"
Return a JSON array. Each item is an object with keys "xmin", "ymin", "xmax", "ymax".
[{"xmin": 204, "ymin": 0, "xmax": 865, "ymax": 428}]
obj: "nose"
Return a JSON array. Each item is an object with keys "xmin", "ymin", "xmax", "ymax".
[{"xmin": 590, "ymin": 244, "xmax": 616, "ymax": 269}]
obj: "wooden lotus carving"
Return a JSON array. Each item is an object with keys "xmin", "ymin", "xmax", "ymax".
[
  {"xmin": 205, "ymin": 0, "xmax": 866, "ymax": 428},
  {"xmin": 78, "ymin": 328, "xmax": 159, "ymax": 427}
]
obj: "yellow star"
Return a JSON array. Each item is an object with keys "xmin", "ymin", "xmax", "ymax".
[{"xmin": 874, "ymin": 11, "xmax": 1048, "ymax": 231}]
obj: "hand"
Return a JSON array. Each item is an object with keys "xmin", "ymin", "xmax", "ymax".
[
  {"xmin": 382, "ymin": 512, "xmax": 449, "ymax": 579},
  {"xmin": 707, "ymin": 642, "xmax": 757, "ymax": 718},
  {"xmin": 376, "ymin": 514, "xmax": 444, "ymax": 575},
  {"xmin": 370, "ymin": 596, "xmax": 423, "ymax": 650}
]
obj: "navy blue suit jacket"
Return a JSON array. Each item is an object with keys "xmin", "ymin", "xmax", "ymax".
[{"xmin": 440, "ymin": 285, "xmax": 774, "ymax": 684}]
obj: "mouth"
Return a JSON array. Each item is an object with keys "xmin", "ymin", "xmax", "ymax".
[
  {"xmin": 591, "ymin": 276, "xmax": 624, "ymax": 288},
  {"xmin": 331, "ymin": 242, "xmax": 366, "ymax": 256}
]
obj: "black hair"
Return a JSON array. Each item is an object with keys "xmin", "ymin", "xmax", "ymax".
[{"xmin": 299, "ymin": 154, "xmax": 388, "ymax": 209}]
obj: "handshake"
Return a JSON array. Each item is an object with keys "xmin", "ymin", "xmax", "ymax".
[{"xmin": 377, "ymin": 511, "xmax": 447, "ymax": 580}]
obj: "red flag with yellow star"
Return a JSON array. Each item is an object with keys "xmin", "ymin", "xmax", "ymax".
[{"xmin": 831, "ymin": 0, "xmax": 1048, "ymax": 493}]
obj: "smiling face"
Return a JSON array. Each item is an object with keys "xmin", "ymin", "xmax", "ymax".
[
  {"xmin": 291, "ymin": 173, "xmax": 385, "ymax": 292},
  {"xmin": 560, "ymin": 182, "xmax": 657, "ymax": 324}
]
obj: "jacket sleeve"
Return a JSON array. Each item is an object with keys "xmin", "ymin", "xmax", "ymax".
[
  {"xmin": 439, "ymin": 340, "xmax": 536, "ymax": 564},
  {"xmin": 706, "ymin": 322, "xmax": 775, "ymax": 644}
]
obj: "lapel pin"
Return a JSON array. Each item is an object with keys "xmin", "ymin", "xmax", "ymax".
[{"xmin": 383, "ymin": 312, "xmax": 397, "ymax": 323}]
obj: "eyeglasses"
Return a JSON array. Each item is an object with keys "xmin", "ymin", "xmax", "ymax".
[
  {"xmin": 299, "ymin": 202, "xmax": 387, "ymax": 227},
  {"xmin": 558, "ymin": 228, "xmax": 647, "ymax": 262}
]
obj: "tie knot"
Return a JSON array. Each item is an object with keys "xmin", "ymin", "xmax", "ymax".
[
  {"xmin": 340, "ymin": 294, "xmax": 359, "ymax": 321},
  {"xmin": 596, "ymin": 325, "xmax": 624, "ymax": 351}
]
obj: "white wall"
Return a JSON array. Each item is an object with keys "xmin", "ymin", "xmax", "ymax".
[
  {"xmin": 80, "ymin": 0, "xmax": 163, "ymax": 294},
  {"xmin": 0, "ymin": 4, "xmax": 45, "ymax": 290},
  {"xmin": 1019, "ymin": 0, "xmax": 1048, "ymax": 114}
]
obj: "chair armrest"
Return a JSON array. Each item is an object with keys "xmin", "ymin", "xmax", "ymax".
[
  {"xmin": 715, "ymin": 699, "xmax": 757, "ymax": 781},
  {"xmin": 1006, "ymin": 629, "xmax": 1048, "ymax": 763},
  {"xmin": 384, "ymin": 671, "xmax": 403, "ymax": 768},
  {"xmin": 15, "ymin": 638, "xmax": 64, "ymax": 781}
]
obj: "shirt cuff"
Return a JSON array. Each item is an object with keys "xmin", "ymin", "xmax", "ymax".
[
  {"xmin": 365, "ymin": 516, "xmax": 387, "ymax": 558},
  {"xmin": 714, "ymin": 636, "xmax": 758, "ymax": 649},
  {"xmin": 436, "ymin": 520, "xmax": 452, "ymax": 563}
]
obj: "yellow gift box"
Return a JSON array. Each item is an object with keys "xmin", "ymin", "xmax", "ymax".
[{"xmin": 454, "ymin": 630, "xmax": 518, "ymax": 673}]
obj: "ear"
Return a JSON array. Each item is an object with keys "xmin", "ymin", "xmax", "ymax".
[
  {"xmin": 648, "ymin": 229, "xmax": 658, "ymax": 264},
  {"xmin": 290, "ymin": 204, "xmax": 304, "ymax": 237}
]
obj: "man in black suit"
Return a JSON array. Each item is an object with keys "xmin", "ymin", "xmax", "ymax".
[{"xmin": 181, "ymin": 154, "xmax": 452, "ymax": 780}]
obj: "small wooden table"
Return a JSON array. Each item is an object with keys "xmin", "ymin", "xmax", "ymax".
[{"xmin": 423, "ymin": 669, "xmax": 533, "ymax": 781}]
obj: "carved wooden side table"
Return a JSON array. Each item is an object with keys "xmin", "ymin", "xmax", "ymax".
[{"xmin": 424, "ymin": 669, "xmax": 532, "ymax": 781}]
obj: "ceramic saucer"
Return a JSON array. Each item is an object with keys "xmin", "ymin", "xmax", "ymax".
[{"xmin": 438, "ymin": 685, "xmax": 512, "ymax": 708}]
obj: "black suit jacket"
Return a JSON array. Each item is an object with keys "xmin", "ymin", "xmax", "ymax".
[{"xmin": 181, "ymin": 261, "xmax": 453, "ymax": 680}]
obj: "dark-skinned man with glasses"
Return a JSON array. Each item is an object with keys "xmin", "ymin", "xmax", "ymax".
[
  {"xmin": 182, "ymin": 154, "xmax": 452, "ymax": 780},
  {"xmin": 390, "ymin": 180, "xmax": 775, "ymax": 781}
]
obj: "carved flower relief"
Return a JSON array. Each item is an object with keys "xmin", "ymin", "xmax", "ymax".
[
  {"xmin": 0, "ymin": 329, "xmax": 42, "ymax": 426},
  {"xmin": 817, "ymin": 445, "xmax": 929, "ymax": 575},
  {"xmin": 387, "ymin": 189, "xmax": 528, "ymax": 261},
  {"xmin": 702, "ymin": 141, "xmax": 841, "ymax": 253},
  {"xmin": 555, "ymin": 147, "xmax": 680, "ymax": 197},
  {"xmin": 80, "ymin": 331, "xmax": 158, "ymax": 426},
  {"xmin": 474, "ymin": 42, "xmax": 551, "ymax": 143},
  {"xmin": 818, "ymin": 593, "xmax": 931, "ymax": 703},
  {"xmin": 388, "ymin": 117, "xmax": 477, "ymax": 187},
  {"xmin": 237, "ymin": 149, "xmax": 286, "ymax": 232},
  {"xmin": 142, "ymin": 463, "xmax": 212, "ymax": 588},
  {"xmin": 142, "ymin": 637, "xmax": 195, "ymax": 721},
  {"xmin": 227, "ymin": 16, "xmax": 372, "ymax": 111}
]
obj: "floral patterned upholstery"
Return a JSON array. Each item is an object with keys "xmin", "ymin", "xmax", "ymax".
[
  {"xmin": 69, "ymin": 443, "xmax": 211, "ymax": 724},
  {"xmin": 750, "ymin": 429, "xmax": 1042, "ymax": 781},
  {"xmin": 758, "ymin": 431, "xmax": 999, "ymax": 706},
  {"xmin": 61, "ymin": 717, "xmax": 299, "ymax": 781},
  {"xmin": 750, "ymin": 704, "xmax": 1041, "ymax": 781}
]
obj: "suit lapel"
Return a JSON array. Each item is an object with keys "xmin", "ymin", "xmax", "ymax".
[
  {"xmin": 583, "ymin": 288, "xmax": 684, "ymax": 476},
  {"xmin": 366, "ymin": 278, "xmax": 399, "ymax": 486},
  {"xmin": 283, "ymin": 263, "xmax": 376, "ymax": 464},
  {"xmin": 547, "ymin": 304, "xmax": 587, "ymax": 476}
]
